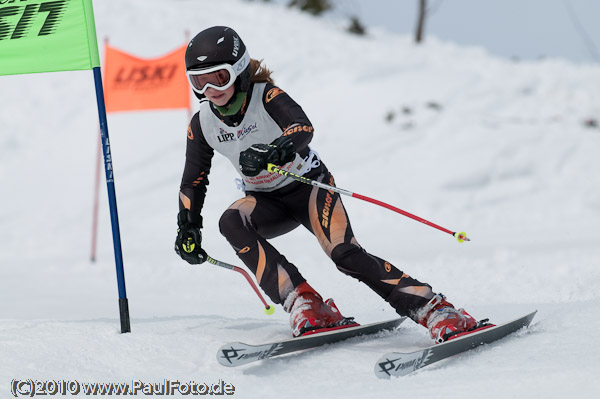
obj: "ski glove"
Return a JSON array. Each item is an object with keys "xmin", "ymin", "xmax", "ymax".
[
  {"xmin": 239, "ymin": 136, "xmax": 296, "ymax": 177},
  {"xmin": 174, "ymin": 209, "xmax": 207, "ymax": 264}
]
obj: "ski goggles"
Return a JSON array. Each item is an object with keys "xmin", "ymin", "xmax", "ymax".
[{"xmin": 186, "ymin": 49, "xmax": 250, "ymax": 95}]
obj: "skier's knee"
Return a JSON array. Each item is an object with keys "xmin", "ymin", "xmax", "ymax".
[
  {"xmin": 330, "ymin": 243, "xmax": 365, "ymax": 274},
  {"xmin": 219, "ymin": 208, "xmax": 248, "ymax": 239},
  {"xmin": 219, "ymin": 197, "xmax": 256, "ymax": 238}
]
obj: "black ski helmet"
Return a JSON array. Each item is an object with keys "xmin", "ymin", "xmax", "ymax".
[{"xmin": 185, "ymin": 26, "xmax": 251, "ymax": 100}]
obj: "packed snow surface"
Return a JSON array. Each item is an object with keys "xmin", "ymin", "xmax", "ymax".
[{"xmin": 1, "ymin": 0, "xmax": 599, "ymax": 397}]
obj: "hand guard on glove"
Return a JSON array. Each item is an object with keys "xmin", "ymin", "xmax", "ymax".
[
  {"xmin": 174, "ymin": 209, "xmax": 207, "ymax": 264},
  {"xmin": 239, "ymin": 136, "xmax": 296, "ymax": 177}
]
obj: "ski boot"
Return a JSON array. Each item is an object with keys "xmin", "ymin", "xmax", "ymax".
[
  {"xmin": 284, "ymin": 282, "xmax": 357, "ymax": 337},
  {"xmin": 414, "ymin": 293, "xmax": 478, "ymax": 343}
]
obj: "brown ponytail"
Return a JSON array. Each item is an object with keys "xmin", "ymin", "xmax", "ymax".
[{"xmin": 249, "ymin": 58, "xmax": 274, "ymax": 84}]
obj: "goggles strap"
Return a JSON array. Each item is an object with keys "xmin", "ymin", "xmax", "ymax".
[{"xmin": 215, "ymin": 92, "xmax": 247, "ymax": 116}]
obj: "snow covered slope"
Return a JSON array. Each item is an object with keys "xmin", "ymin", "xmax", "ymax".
[{"xmin": 1, "ymin": 0, "xmax": 599, "ymax": 397}]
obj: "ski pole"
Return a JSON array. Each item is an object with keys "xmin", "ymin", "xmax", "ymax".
[
  {"xmin": 267, "ymin": 163, "xmax": 469, "ymax": 243},
  {"xmin": 205, "ymin": 255, "xmax": 275, "ymax": 315}
]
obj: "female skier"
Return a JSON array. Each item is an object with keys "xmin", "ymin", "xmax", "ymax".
[{"xmin": 174, "ymin": 26, "xmax": 477, "ymax": 341}]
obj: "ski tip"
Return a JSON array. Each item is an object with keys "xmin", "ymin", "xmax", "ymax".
[
  {"xmin": 216, "ymin": 342, "xmax": 258, "ymax": 367},
  {"xmin": 524, "ymin": 310, "xmax": 537, "ymax": 326},
  {"xmin": 374, "ymin": 352, "xmax": 422, "ymax": 379},
  {"xmin": 374, "ymin": 310, "xmax": 539, "ymax": 378}
]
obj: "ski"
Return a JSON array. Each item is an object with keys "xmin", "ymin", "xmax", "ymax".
[
  {"xmin": 374, "ymin": 310, "xmax": 537, "ymax": 378},
  {"xmin": 217, "ymin": 317, "xmax": 406, "ymax": 367}
]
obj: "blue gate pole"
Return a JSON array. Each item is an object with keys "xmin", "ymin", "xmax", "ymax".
[{"xmin": 92, "ymin": 66, "xmax": 131, "ymax": 333}]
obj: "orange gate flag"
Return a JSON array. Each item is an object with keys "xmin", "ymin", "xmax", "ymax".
[{"xmin": 103, "ymin": 43, "xmax": 190, "ymax": 113}]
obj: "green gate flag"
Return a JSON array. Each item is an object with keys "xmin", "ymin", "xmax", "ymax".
[{"xmin": 0, "ymin": 0, "xmax": 100, "ymax": 76}]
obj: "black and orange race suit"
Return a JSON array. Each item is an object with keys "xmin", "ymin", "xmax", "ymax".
[{"xmin": 179, "ymin": 82, "xmax": 434, "ymax": 319}]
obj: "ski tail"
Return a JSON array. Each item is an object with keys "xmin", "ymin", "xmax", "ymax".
[{"xmin": 374, "ymin": 311, "xmax": 537, "ymax": 378}]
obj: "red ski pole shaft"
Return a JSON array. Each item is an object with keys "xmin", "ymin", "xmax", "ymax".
[
  {"xmin": 205, "ymin": 255, "xmax": 275, "ymax": 315},
  {"xmin": 351, "ymin": 193, "xmax": 454, "ymax": 235},
  {"xmin": 267, "ymin": 163, "xmax": 469, "ymax": 243}
]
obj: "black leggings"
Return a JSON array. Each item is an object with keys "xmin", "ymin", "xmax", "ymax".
[{"xmin": 218, "ymin": 166, "xmax": 434, "ymax": 318}]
